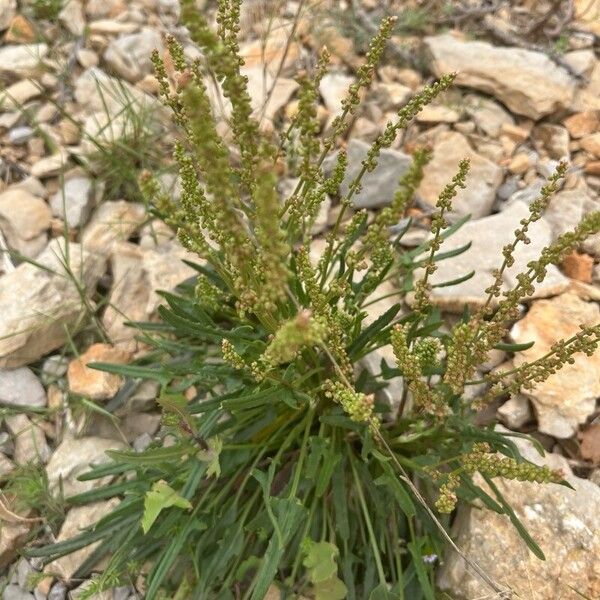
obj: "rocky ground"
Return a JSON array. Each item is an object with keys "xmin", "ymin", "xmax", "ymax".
[{"xmin": 0, "ymin": 0, "xmax": 599, "ymax": 598}]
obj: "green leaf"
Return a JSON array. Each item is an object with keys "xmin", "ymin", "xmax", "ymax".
[
  {"xmin": 249, "ymin": 498, "xmax": 307, "ymax": 600},
  {"xmin": 407, "ymin": 540, "xmax": 435, "ymax": 600},
  {"xmin": 197, "ymin": 436, "xmax": 223, "ymax": 478},
  {"xmin": 368, "ymin": 584, "xmax": 400, "ymax": 600},
  {"xmin": 141, "ymin": 480, "xmax": 192, "ymax": 534},
  {"xmin": 431, "ymin": 270, "xmax": 475, "ymax": 288},
  {"xmin": 494, "ymin": 340, "xmax": 535, "ymax": 352},
  {"xmin": 315, "ymin": 575, "xmax": 347, "ymax": 600},
  {"xmin": 303, "ymin": 541, "xmax": 339, "ymax": 583},
  {"xmin": 107, "ymin": 444, "xmax": 192, "ymax": 466},
  {"xmin": 157, "ymin": 391, "xmax": 197, "ymax": 434}
]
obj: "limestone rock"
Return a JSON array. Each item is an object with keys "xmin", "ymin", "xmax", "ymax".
[
  {"xmin": 410, "ymin": 201, "xmax": 569, "ymax": 313},
  {"xmin": 67, "ymin": 343, "xmax": 131, "ymax": 400},
  {"xmin": 438, "ymin": 433, "xmax": 600, "ymax": 598},
  {"xmin": 319, "ymin": 73, "xmax": 354, "ymax": 117},
  {"xmin": 5, "ymin": 414, "xmax": 50, "ymax": 465},
  {"xmin": 0, "ymin": 0, "xmax": 16, "ymax": 30},
  {"xmin": 0, "ymin": 366, "xmax": 46, "ymax": 408},
  {"xmin": 45, "ymin": 437, "xmax": 126, "ymax": 497},
  {"xmin": 102, "ymin": 240, "xmax": 196, "ymax": 347},
  {"xmin": 510, "ymin": 292, "xmax": 600, "ymax": 438},
  {"xmin": 58, "ymin": 0, "xmax": 85, "ymax": 35},
  {"xmin": 0, "ymin": 188, "xmax": 51, "ymax": 255},
  {"xmin": 244, "ymin": 67, "xmax": 298, "ymax": 122},
  {"xmin": 0, "ymin": 521, "xmax": 30, "ymax": 569},
  {"xmin": 324, "ymin": 139, "xmax": 411, "ymax": 209},
  {"xmin": 0, "ymin": 240, "xmax": 106, "ymax": 368},
  {"xmin": 103, "ymin": 28, "xmax": 163, "ymax": 82},
  {"xmin": 81, "ymin": 200, "xmax": 146, "ymax": 255},
  {"xmin": 563, "ymin": 110, "xmax": 600, "ymax": 138},
  {"xmin": 0, "ymin": 79, "xmax": 41, "ymax": 111},
  {"xmin": 0, "ymin": 44, "xmax": 48, "ymax": 76},
  {"xmin": 581, "ymin": 132, "xmax": 600, "ymax": 158},
  {"xmin": 30, "ymin": 151, "xmax": 69, "ymax": 179},
  {"xmin": 417, "ymin": 131, "xmax": 503, "ymax": 219},
  {"xmin": 240, "ymin": 26, "xmax": 300, "ymax": 76},
  {"xmin": 49, "ymin": 171, "xmax": 96, "ymax": 228},
  {"xmin": 497, "ymin": 394, "xmax": 533, "ymax": 429},
  {"xmin": 44, "ymin": 500, "xmax": 119, "ymax": 582},
  {"xmin": 424, "ymin": 34, "xmax": 575, "ymax": 119},
  {"xmin": 465, "ymin": 94, "xmax": 515, "ymax": 138}
]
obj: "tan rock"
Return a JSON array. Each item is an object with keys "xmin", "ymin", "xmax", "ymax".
[
  {"xmin": 581, "ymin": 132, "xmax": 600, "ymax": 158},
  {"xmin": 0, "ymin": 520, "xmax": 30, "ymax": 569},
  {"xmin": 424, "ymin": 34, "xmax": 575, "ymax": 119},
  {"xmin": 4, "ymin": 14, "xmax": 35, "ymax": 43},
  {"xmin": 500, "ymin": 122, "xmax": 530, "ymax": 143},
  {"xmin": 533, "ymin": 123, "xmax": 570, "ymax": 159},
  {"xmin": 585, "ymin": 160, "xmax": 600, "ymax": 175},
  {"xmin": 415, "ymin": 104, "xmax": 459, "ymax": 123},
  {"xmin": 417, "ymin": 131, "xmax": 503, "ymax": 218},
  {"xmin": 507, "ymin": 152, "xmax": 531, "ymax": 174},
  {"xmin": 43, "ymin": 500, "xmax": 119, "ymax": 582},
  {"xmin": 511, "ymin": 292, "xmax": 600, "ymax": 438},
  {"xmin": 563, "ymin": 110, "xmax": 600, "ymax": 138},
  {"xmin": 561, "ymin": 251, "xmax": 594, "ymax": 282},
  {"xmin": 68, "ymin": 343, "xmax": 131, "ymax": 400},
  {"xmin": 574, "ymin": 0, "xmax": 600, "ymax": 35},
  {"xmin": 438, "ymin": 432, "xmax": 600, "ymax": 598}
]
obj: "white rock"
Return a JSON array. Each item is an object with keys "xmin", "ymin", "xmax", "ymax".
[
  {"xmin": 410, "ymin": 201, "xmax": 569, "ymax": 313},
  {"xmin": 417, "ymin": 131, "xmax": 503, "ymax": 218},
  {"xmin": 319, "ymin": 73, "xmax": 354, "ymax": 117},
  {"xmin": 0, "ymin": 367, "xmax": 46, "ymax": 408},
  {"xmin": 59, "ymin": 0, "xmax": 85, "ymax": 35},
  {"xmin": 324, "ymin": 139, "xmax": 412, "ymax": 209},
  {"xmin": 103, "ymin": 28, "xmax": 163, "ymax": 82},
  {"xmin": 0, "ymin": 44, "xmax": 48, "ymax": 77},
  {"xmin": 511, "ymin": 292, "xmax": 600, "ymax": 438},
  {"xmin": 0, "ymin": 0, "xmax": 16, "ymax": 30},
  {"xmin": 0, "ymin": 240, "xmax": 106, "ymax": 368},
  {"xmin": 45, "ymin": 437, "xmax": 126, "ymax": 497},
  {"xmin": 425, "ymin": 33, "xmax": 576, "ymax": 119},
  {"xmin": 8, "ymin": 126, "xmax": 34, "ymax": 145},
  {"xmin": 438, "ymin": 431, "xmax": 600, "ymax": 598},
  {"xmin": 49, "ymin": 171, "xmax": 96, "ymax": 228}
]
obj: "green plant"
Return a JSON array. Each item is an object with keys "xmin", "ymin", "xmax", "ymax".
[
  {"xmin": 31, "ymin": 0, "xmax": 62, "ymax": 20},
  {"xmin": 1, "ymin": 463, "xmax": 64, "ymax": 531},
  {"xmin": 26, "ymin": 2, "xmax": 600, "ymax": 598}
]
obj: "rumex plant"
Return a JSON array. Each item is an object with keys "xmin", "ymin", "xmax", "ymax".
[{"xmin": 27, "ymin": 1, "xmax": 600, "ymax": 598}]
